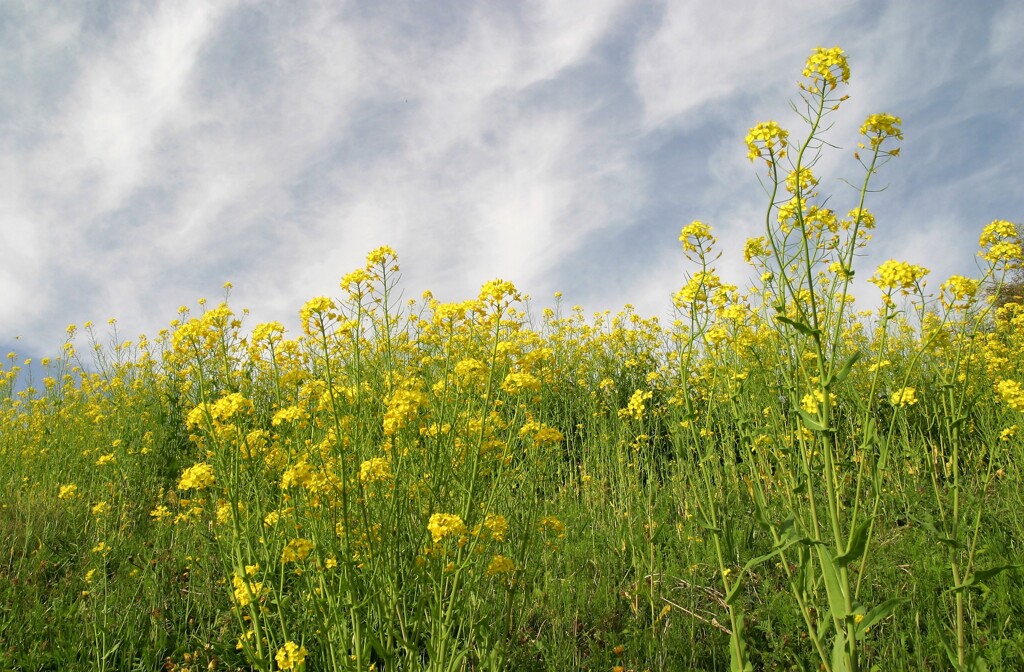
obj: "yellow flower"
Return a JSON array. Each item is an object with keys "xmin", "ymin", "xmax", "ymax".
[
  {"xmin": 280, "ymin": 461, "xmax": 314, "ymax": 489},
  {"xmin": 618, "ymin": 390, "xmax": 653, "ymax": 421},
  {"xmin": 485, "ymin": 554, "xmax": 515, "ymax": 576},
  {"xmin": 95, "ymin": 453, "xmax": 115, "ymax": 466},
  {"xmin": 743, "ymin": 237, "xmax": 769, "ymax": 263},
  {"xmin": 274, "ymin": 641, "xmax": 308, "ymax": 670},
  {"xmin": 232, "ymin": 573, "xmax": 265, "ymax": 607},
  {"xmin": 802, "ymin": 46, "xmax": 850, "ymax": 90},
  {"xmin": 860, "ymin": 113, "xmax": 903, "ymax": 150},
  {"xmin": 978, "ymin": 220, "xmax": 1022, "ymax": 264},
  {"xmin": 745, "ymin": 121, "xmax": 789, "ymax": 162},
  {"xmin": 479, "ymin": 513, "xmax": 509, "ymax": 542},
  {"xmin": 271, "ymin": 405, "xmax": 309, "ymax": 426},
  {"xmin": 359, "ymin": 457, "xmax": 393, "ymax": 484},
  {"xmin": 150, "ymin": 505, "xmax": 171, "ymax": 521},
  {"xmin": 427, "ymin": 513, "xmax": 466, "ymax": 543},
  {"xmin": 281, "ymin": 538, "xmax": 315, "ymax": 563},
  {"xmin": 679, "ymin": 220, "xmax": 716, "ymax": 253},
  {"xmin": 178, "ymin": 462, "xmax": 216, "ymax": 490},
  {"xmin": 58, "ymin": 484, "xmax": 77, "ymax": 500},
  {"xmin": 299, "ymin": 296, "xmax": 337, "ymax": 335},
  {"xmin": 870, "ymin": 260, "xmax": 929, "ymax": 293},
  {"xmin": 538, "ymin": 515, "xmax": 566, "ymax": 539},
  {"xmin": 383, "ymin": 388, "xmax": 426, "ymax": 435},
  {"xmin": 891, "ymin": 387, "xmax": 918, "ymax": 407},
  {"xmin": 91, "ymin": 501, "xmax": 108, "ymax": 516},
  {"xmin": 500, "ymin": 372, "xmax": 541, "ymax": 395},
  {"xmin": 996, "ymin": 379, "xmax": 1024, "ymax": 412}
]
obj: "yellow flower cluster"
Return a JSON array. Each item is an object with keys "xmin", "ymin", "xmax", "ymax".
[
  {"xmin": 679, "ymin": 220, "xmax": 716, "ymax": 254},
  {"xmin": 519, "ymin": 420, "xmax": 565, "ymax": 445},
  {"xmin": 802, "ymin": 46, "xmax": 850, "ymax": 90},
  {"xmin": 870, "ymin": 260, "xmax": 929, "ymax": 293},
  {"xmin": 281, "ymin": 538, "xmax": 315, "ymax": 563},
  {"xmin": 427, "ymin": 513, "xmax": 466, "ymax": 543},
  {"xmin": 383, "ymin": 388, "xmax": 426, "ymax": 435},
  {"xmin": 299, "ymin": 296, "xmax": 338, "ymax": 335},
  {"xmin": 995, "ymin": 380, "xmax": 1024, "ymax": 412},
  {"xmin": 178, "ymin": 462, "xmax": 216, "ymax": 490},
  {"xmin": 485, "ymin": 554, "xmax": 515, "ymax": 577},
  {"xmin": 359, "ymin": 457, "xmax": 393, "ymax": 484},
  {"xmin": 619, "ymin": 389, "xmax": 653, "ymax": 421},
  {"xmin": 275, "ymin": 641, "xmax": 308, "ymax": 670},
  {"xmin": 891, "ymin": 387, "xmax": 918, "ymax": 408},
  {"xmin": 500, "ymin": 372, "xmax": 541, "ymax": 395},
  {"xmin": 232, "ymin": 573, "xmax": 265, "ymax": 607},
  {"xmin": 978, "ymin": 220, "xmax": 1022, "ymax": 264},
  {"xmin": 538, "ymin": 515, "xmax": 566, "ymax": 539},
  {"xmin": 745, "ymin": 121, "xmax": 789, "ymax": 163},
  {"xmin": 860, "ymin": 113, "xmax": 903, "ymax": 150}
]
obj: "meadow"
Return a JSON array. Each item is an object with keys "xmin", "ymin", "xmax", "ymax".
[{"xmin": 1, "ymin": 47, "xmax": 1022, "ymax": 672}]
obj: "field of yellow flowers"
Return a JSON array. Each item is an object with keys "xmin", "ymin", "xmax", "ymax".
[{"xmin": 2, "ymin": 48, "xmax": 1023, "ymax": 672}]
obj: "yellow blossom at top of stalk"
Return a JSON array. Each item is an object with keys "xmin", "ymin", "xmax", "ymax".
[
  {"xmin": 746, "ymin": 121, "xmax": 789, "ymax": 163},
  {"xmin": 366, "ymin": 245, "xmax": 398, "ymax": 269},
  {"xmin": 743, "ymin": 237, "xmax": 769, "ymax": 263},
  {"xmin": 479, "ymin": 279, "xmax": 521, "ymax": 306},
  {"xmin": 802, "ymin": 46, "xmax": 850, "ymax": 91},
  {"xmin": 978, "ymin": 220, "xmax": 1022, "ymax": 264},
  {"xmin": 178, "ymin": 462, "xmax": 215, "ymax": 490},
  {"xmin": 299, "ymin": 296, "xmax": 337, "ymax": 335},
  {"xmin": 619, "ymin": 389, "xmax": 653, "ymax": 421},
  {"xmin": 383, "ymin": 388, "xmax": 426, "ymax": 435},
  {"xmin": 860, "ymin": 113, "xmax": 903, "ymax": 150},
  {"xmin": 870, "ymin": 260, "xmax": 929, "ymax": 293},
  {"xmin": 679, "ymin": 220, "xmax": 716, "ymax": 254},
  {"xmin": 427, "ymin": 513, "xmax": 466, "ymax": 543}
]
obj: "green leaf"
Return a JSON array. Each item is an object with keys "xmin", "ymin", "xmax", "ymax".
[
  {"xmin": 797, "ymin": 408, "xmax": 831, "ymax": 432},
  {"xmin": 947, "ymin": 565, "xmax": 1021, "ymax": 594},
  {"xmin": 694, "ymin": 516, "xmax": 722, "ymax": 535},
  {"xmin": 775, "ymin": 314, "xmax": 820, "ymax": 337},
  {"xmin": 835, "ymin": 519, "xmax": 871, "ymax": 566},
  {"xmin": 830, "ymin": 351, "xmax": 862, "ymax": 386},
  {"xmin": 817, "ymin": 546, "xmax": 849, "ymax": 623},
  {"xmin": 854, "ymin": 598, "xmax": 905, "ymax": 640},
  {"xmin": 831, "ymin": 629, "xmax": 850, "ymax": 672}
]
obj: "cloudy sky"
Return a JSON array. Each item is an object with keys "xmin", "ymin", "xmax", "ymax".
[{"xmin": 2, "ymin": 0, "xmax": 1022, "ymax": 360}]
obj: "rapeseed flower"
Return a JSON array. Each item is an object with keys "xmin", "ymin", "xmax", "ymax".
[
  {"xmin": 891, "ymin": 387, "xmax": 918, "ymax": 407},
  {"xmin": 58, "ymin": 484, "xmax": 77, "ymax": 500},
  {"xmin": 427, "ymin": 513, "xmax": 466, "ymax": 543},
  {"xmin": 860, "ymin": 113, "xmax": 903, "ymax": 150},
  {"xmin": 996, "ymin": 380, "xmax": 1024, "ymax": 412},
  {"xmin": 178, "ymin": 462, "xmax": 216, "ymax": 490},
  {"xmin": 275, "ymin": 641, "xmax": 307, "ymax": 670},
  {"xmin": 745, "ymin": 121, "xmax": 789, "ymax": 163},
  {"xmin": 870, "ymin": 260, "xmax": 929, "ymax": 293},
  {"xmin": 486, "ymin": 554, "xmax": 515, "ymax": 576},
  {"xmin": 359, "ymin": 457, "xmax": 392, "ymax": 484},
  {"xmin": 802, "ymin": 46, "xmax": 850, "ymax": 91},
  {"xmin": 281, "ymin": 538, "xmax": 315, "ymax": 563}
]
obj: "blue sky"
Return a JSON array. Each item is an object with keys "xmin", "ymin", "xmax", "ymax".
[{"xmin": 2, "ymin": 0, "xmax": 1022, "ymax": 360}]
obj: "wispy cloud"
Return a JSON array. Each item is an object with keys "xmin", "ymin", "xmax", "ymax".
[{"xmin": 1, "ymin": 0, "xmax": 1021, "ymax": 356}]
